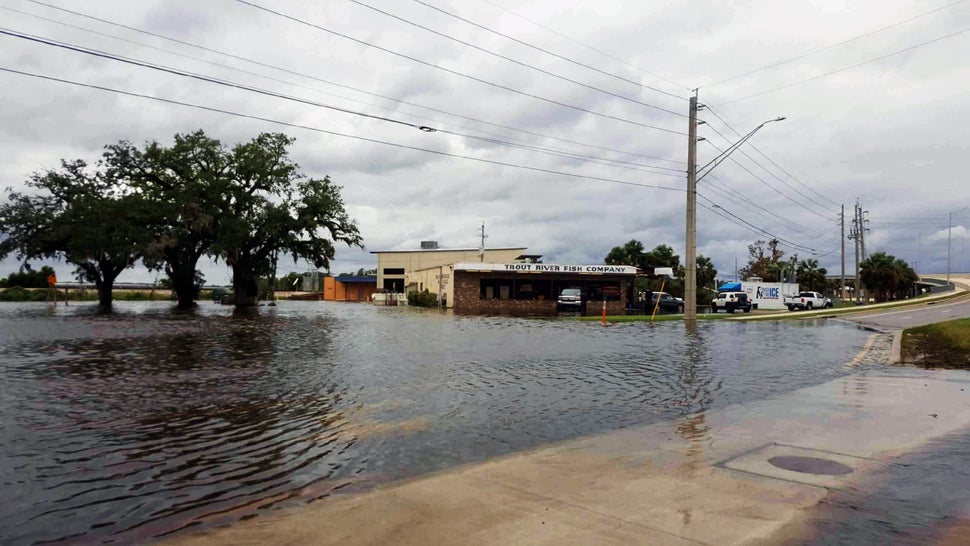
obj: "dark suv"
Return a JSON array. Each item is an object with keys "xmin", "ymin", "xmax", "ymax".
[{"xmin": 652, "ymin": 292, "xmax": 685, "ymax": 313}]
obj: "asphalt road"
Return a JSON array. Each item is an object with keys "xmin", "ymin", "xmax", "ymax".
[{"xmin": 844, "ymin": 294, "xmax": 970, "ymax": 330}]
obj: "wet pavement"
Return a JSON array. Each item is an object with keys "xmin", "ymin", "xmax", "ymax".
[
  {"xmin": 0, "ymin": 301, "xmax": 877, "ymax": 544},
  {"xmin": 776, "ymin": 429, "xmax": 970, "ymax": 545},
  {"xmin": 167, "ymin": 365, "xmax": 970, "ymax": 546},
  {"xmin": 844, "ymin": 295, "xmax": 970, "ymax": 330}
]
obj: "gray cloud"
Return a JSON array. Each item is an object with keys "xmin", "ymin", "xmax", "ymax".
[{"xmin": 2, "ymin": 0, "xmax": 970, "ymax": 286}]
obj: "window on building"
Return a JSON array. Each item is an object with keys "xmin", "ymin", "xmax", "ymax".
[
  {"xmin": 587, "ymin": 282, "xmax": 621, "ymax": 301},
  {"xmin": 480, "ymin": 278, "xmax": 514, "ymax": 300},
  {"xmin": 383, "ymin": 268, "xmax": 405, "ymax": 275},
  {"xmin": 513, "ymin": 279, "xmax": 552, "ymax": 300}
]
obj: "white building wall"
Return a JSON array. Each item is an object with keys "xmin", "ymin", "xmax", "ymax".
[{"xmin": 740, "ymin": 282, "xmax": 800, "ymax": 310}]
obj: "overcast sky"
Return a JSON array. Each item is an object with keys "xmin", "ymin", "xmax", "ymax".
[{"xmin": 2, "ymin": 0, "xmax": 969, "ymax": 286}]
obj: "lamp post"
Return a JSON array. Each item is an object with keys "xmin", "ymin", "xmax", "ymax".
[
  {"xmin": 684, "ymin": 99, "xmax": 785, "ymax": 320},
  {"xmin": 948, "ymin": 206, "xmax": 968, "ymax": 286}
]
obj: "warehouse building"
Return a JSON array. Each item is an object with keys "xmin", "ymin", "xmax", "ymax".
[{"xmin": 372, "ymin": 242, "xmax": 527, "ymax": 293}]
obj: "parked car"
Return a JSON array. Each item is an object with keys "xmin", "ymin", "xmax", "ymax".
[
  {"xmin": 651, "ymin": 292, "xmax": 685, "ymax": 313},
  {"xmin": 784, "ymin": 291, "xmax": 833, "ymax": 311},
  {"xmin": 556, "ymin": 287, "xmax": 583, "ymax": 312},
  {"xmin": 711, "ymin": 291, "xmax": 752, "ymax": 313}
]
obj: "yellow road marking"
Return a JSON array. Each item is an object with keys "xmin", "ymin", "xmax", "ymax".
[{"xmin": 845, "ymin": 333, "xmax": 879, "ymax": 369}]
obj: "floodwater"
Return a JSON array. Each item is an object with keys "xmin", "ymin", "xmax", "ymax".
[
  {"xmin": 782, "ymin": 424, "xmax": 970, "ymax": 545},
  {"xmin": 0, "ymin": 301, "xmax": 875, "ymax": 544}
]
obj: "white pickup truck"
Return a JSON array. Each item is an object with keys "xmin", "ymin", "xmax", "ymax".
[{"xmin": 784, "ymin": 291, "xmax": 833, "ymax": 311}]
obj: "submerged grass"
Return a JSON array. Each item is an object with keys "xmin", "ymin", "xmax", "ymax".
[{"xmin": 902, "ymin": 317, "xmax": 970, "ymax": 368}]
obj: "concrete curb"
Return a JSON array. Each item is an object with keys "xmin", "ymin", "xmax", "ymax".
[
  {"xmin": 890, "ymin": 330, "xmax": 903, "ymax": 364},
  {"xmin": 730, "ymin": 284, "xmax": 968, "ymax": 322}
]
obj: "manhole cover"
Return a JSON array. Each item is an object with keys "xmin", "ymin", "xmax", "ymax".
[{"xmin": 768, "ymin": 455, "xmax": 853, "ymax": 475}]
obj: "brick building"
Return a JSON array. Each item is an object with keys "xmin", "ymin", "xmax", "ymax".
[
  {"xmin": 451, "ymin": 262, "xmax": 637, "ymax": 316},
  {"xmin": 371, "ymin": 243, "xmax": 653, "ymax": 315}
]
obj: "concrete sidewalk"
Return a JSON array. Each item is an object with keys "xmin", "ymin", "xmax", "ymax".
[{"xmin": 169, "ymin": 363, "xmax": 970, "ymax": 545}]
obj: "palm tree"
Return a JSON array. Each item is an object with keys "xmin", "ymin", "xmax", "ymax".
[{"xmin": 796, "ymin": 258, "xmax": 828, "ymax": 292}]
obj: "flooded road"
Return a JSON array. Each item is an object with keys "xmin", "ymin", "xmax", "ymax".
[{"xmin": 0, "ymin": 301, "xmax": 875, "ymax": 543}]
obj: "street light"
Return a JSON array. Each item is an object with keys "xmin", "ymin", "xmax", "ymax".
[
  {"xmin": 948, "ymin": 206, "xmax": 968, "ymax": 286},
  {"xmin": 696, "ymin": 117, "xmax": 785, "ymax": 183},
  {"xmin": 684, "ymin": 99, "xmax": 784, "ymax": 320}
]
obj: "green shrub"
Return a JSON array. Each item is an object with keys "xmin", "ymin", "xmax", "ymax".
[
  {"xmin": 407, "ymin": 289, "xmax": 439, "ymax": 308},
  {"xmin": 0, "ymin": 286, "xmax": 49, "ymax": 301},
  {"xmin": 0, "ymin": 266, "xmax": 57, "ymax": 289}
]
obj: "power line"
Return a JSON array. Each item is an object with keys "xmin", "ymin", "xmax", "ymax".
[
  {"xmin": 699, "ymin": 180, "xmax": 834, "ymax": 240},
  {"xmin": 701, "ymin": 173, "xmax": 836, "ymax": 239},
  {"xmin": 0, "ymin": 27, "xmax": 687, "ymax": 178},
  {"xmin": 233, "ymin": 0, "xmax": 687, "ymax": 136},
  {"xmin": 718, "ymin": 23, "xmax": 970, "ymax": 106},
  {"xmin": 704, "ymin": 122, "xmax": 836, "ymax": 213},
  {"xmin": 0, "ymin": 28, "xmax": 432, "ymax": 131},
  {"xmin": 475, "ymin": 0, "xmax": 690, "ymax": 93},
  {"xmin": 697, "ymin": 196, "xmax": 819, "ymax": 253},
  {"xmin": 346, "ymin": 0, "xmax": 686, "ymax": 117},
  {"xmin": 703, "ymin": 105, "xmax": 841, "ymax": 208},
  {"xmin": 701, "ymin": 175, "xmax": 821, "ymax": 236},
  {"xmin": 408, "ymin": 0, "xmax": 686, "ymax": 101},
  {"xmin": 437, "ymin": 132, "xmax": 685, "ymax": 175},
  {"xmin": 704, "ymin": 0, "xmax": 969, "ymax": 88},
  {"xmin": 0, "ymin": 66, "xmax": 688, "ymax": 195},
  {"xmin": 701, "ymin": 137, "xmax": 836, "ymax": 222},
  {"xmin": 19, "ymin": 0, "xmax": 684, "ymax": 166}
]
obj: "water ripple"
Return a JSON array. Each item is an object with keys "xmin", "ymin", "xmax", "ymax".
[{"xmin": 0, "ymin": 301, "xmax": 873, "ymax": 544}]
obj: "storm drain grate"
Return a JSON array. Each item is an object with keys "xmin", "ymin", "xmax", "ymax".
[
  {"xmin": 768, "ymin": 455, "xmax": 853, "ymax": 475},
  {"xmin": 717, "ymin": 444, "xmax": 874, "ymax": 488}
]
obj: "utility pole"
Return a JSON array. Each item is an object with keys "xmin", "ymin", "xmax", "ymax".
[
  {"xmin": 948, "ymin": 212, "xmax": 954, "ymax": 285},
  {"xmin": 840, "ymin": 204, "xmax": 845, "ymax": 301},
  {"xmin": 946, "ymin": 207, "xmax": 969, "ymax": 285},
  {"xmin": 848, "ymin": 202, "xmax": 860, "ymax": 304},
  {"xmin": 479, "ymin": 222, "xmax": 487, "ymax": 262},
  {"xmin": 684, "ymin": 92, "xmax": 699, "ymax": 320}
]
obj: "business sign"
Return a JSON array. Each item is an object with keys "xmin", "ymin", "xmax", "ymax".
[
  {"xmin": 755, "ymin": 286, "xmax": 780, "ymax": 299},
  {"xmin": 742, "ymin": 281, "xmax": 799, "ymax": 310},
  {"xmin": 453, "ymin": 262, "xmax": 637, "ymax": 275}
]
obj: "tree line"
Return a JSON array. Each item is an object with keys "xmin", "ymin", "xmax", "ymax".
[
  {"xmin": 605, "ymin": 237, "xmax": 919, "ymax": 304},
  {"xmin": 0, "ymin": 131, "xmax": 362, "ymax": 309},
  {"xmin": 603, "ymin": 240, "xmax": 717, "ymax": 305}
]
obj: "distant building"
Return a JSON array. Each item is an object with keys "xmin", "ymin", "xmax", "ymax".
[
  {"xmin": 324, "ymin": 275, "xmax": 377, "ymax": 302},
  {"xmin": 371, "ymin": 244, "xmax": 528, "ymax": 293}
]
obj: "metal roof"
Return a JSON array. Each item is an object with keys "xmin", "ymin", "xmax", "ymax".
[{"xmin": 334, "ymin": 275, "xmax": 377, "ymax": 283}]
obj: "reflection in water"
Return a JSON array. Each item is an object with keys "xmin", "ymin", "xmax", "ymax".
[
  {"xmin": 673, "ymin": 323, "xmax": 713, "ymax": 475},
  {"xmin": 0, "ymin": 301, "xmax": 875, "ymax": 543}
]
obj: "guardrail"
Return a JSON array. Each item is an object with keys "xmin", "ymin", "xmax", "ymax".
[{"xmin": 919, "ymin": 277, "xmax": 955, "ymax": 293}]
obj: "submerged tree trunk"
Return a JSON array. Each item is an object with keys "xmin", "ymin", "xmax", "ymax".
[
  {"xmin": 96, "ymin": 278, "xmax": 114, "ymax": 309},
  {"xmin": 231, "ymin": 264, "xmax": 259, "ymax": 307},
  {"xmin": 169, "ymin": 263, "xmax": 198, "ymax": 309}
]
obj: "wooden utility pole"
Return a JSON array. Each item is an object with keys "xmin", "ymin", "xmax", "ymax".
[
  {"xmin": 840, "ymin": 204, "xmax": 845, "ymax": 301},
  {"xmin": 684, "ymin": 92, "xmax": 699, "ymax": 320},
  {"xmin": 853, "ymin": 202, "xmax": 861, "ymax": 303},
  {"xmin": 479, "ymin": 222, "xmax": 487, "ymax": 262}
]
